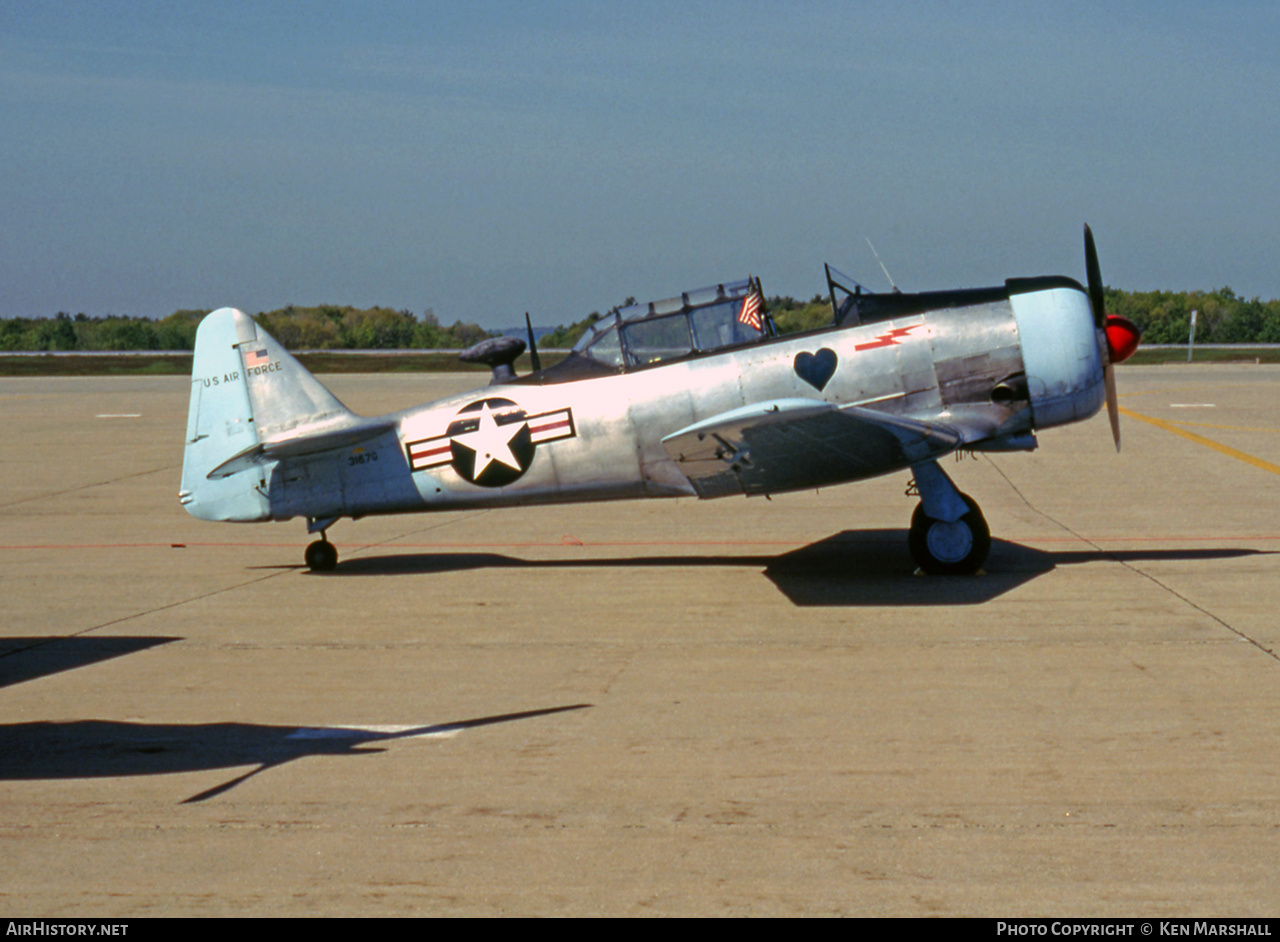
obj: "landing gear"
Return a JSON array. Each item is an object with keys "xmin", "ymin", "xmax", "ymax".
[
  {"xmin": 304, "ymin": 537, "xmax": 338, "ymax": 572},
  {"xmin": 908, "ymin": 492, "xmax": 990, "ymax": 575},
  {"xmin": 304, "ymin": 516, "xmax": 341, "ymax": 572},
  {"xmin": 906, "ymin": 460, "xmax": 990, "ymax": 575}
]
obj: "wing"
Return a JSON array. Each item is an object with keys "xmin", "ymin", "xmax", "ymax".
[{"xmin": 661, "ymin": 398, "xmax": 961, "ymax": 498}]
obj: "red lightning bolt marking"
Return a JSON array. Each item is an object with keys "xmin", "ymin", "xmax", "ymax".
[{"xmin": 853, "ymin": 324, "xmax": 922, "ymax": 351}]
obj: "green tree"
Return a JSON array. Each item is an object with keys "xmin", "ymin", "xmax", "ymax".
[
  {"xmin": 87, "ymin": 317, "xmax": 159, "ymax": 350},
  {"xmin": 339, "ymin": 307, "xmax": 416, "ymax": 348},
  {"xmin": 769, "ymin": 296, "xmax": 832, "ymax": 334},
  {"xmin": 540, "ymin": 312, "xmax": 601, "ymax": 348},
  {"xmin": 155, "ymin": 310, "xmax": 207, "ymax": 349},
  {"xmin": 33, "ymin": 313, "xmax": 80, "ymax": 350}
]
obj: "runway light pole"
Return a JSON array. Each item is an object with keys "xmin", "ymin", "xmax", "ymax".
[{"xmin": 1187, "ymin": 309, "xmax": 1198, "ymax": 363}]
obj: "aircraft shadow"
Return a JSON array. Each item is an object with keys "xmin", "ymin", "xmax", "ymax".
[
  {"xmin": 0, "ymin": 636, "xmax": 180, "ymax": 689},
  {"xmin": 0, "ymin": 703, "xmax": 591, "ymax": 803},
  {"xmin": 326, "ymin": 531, "xmax": 1273, "ymax": 607}
]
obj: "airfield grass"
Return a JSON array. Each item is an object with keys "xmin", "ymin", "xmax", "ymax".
[
  {"xmin": 1125, "ymin": 347, "xmax": 1280, "ymax": 365},
  {"xmin": 0, "ymin": 347, "xmax": 1274, "ymax": 375}
]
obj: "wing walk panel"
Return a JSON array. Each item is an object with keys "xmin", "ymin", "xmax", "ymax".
[{"xmin": 661, "ymin": 399, "xmax": 961, "ymax": 498}]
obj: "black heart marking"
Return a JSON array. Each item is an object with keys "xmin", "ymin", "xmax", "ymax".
[{"xmin": 793, "ymin": 348, "xmax": 838, "ymax": 391}]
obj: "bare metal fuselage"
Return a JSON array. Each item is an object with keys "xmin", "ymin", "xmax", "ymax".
[
  {"xmin": 250, "ymin": 290, "xmax": 1078, "ymax": 524},
  {"xmin": 180, "ymin": 238, "xmax": 1124, "ymax": 575}
]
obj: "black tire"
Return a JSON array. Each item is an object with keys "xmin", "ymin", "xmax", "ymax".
[
  {"xmin": 304, "ymin": 539, "xmax": 338, "ymax": 572},
  {"xmin": 908, "ymin": 493, "xmax": 990, "ymax": 575}
]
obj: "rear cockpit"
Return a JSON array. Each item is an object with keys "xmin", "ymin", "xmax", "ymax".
[{"xmin": 524, "ymin": 277, "xmax": 773, "ymax": 383}]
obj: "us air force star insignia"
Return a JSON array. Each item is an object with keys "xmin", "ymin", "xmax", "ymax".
[
  {"xmin": 451, "ymin": 402, "xmax": 528, "ymax": 483},
  {"xmin": 445, "ymin": 398, "xmax": 533, "ymax": 487},
  {"xmin": 405, "ymin": 397, "xmax": 577, "ymax": 487}
]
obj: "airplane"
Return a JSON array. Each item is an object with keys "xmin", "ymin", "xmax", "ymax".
[{"xmin": 179, "ymin": 226, "xmax": 1140, "ymax": 576}]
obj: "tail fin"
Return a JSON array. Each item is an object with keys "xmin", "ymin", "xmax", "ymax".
[{"xmin": 179, "ymin": 308, "xmax": 358, "ymax": 522}]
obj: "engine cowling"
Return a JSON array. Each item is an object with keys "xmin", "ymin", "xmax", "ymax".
[{"xmin": 1008, "ymin": 284, "xmax": 1106, "ymax": 431}]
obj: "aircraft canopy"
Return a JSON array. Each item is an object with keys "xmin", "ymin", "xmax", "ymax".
[{"xmin": 573, "ymin": 277, "xmax": 772, "ymax": 370}]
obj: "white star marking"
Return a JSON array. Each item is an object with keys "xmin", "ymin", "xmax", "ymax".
[{"xmin": 450, "ymin": 403, "xmax": 525, "ymax": 478}]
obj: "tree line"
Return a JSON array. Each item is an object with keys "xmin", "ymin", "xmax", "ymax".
[
  {"xmin": 1104, "ymin": 286, "xmax": 1280, "ymax": 344},
  {"xmin": 3, "ymin": 287, "xmax": 1278, "ymax": 352},
  {"xmin": 0, "ymin": 305, "xmax": 490, "ymax": 352}
]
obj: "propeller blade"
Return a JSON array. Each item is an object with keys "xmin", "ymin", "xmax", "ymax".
[
  {"xmin": 1086, "ymin": 225, "xmax": 1122, "ymax": 450},
  {"xmin": 1084, "ymin": 223, "xmax": 1106, "ymax": 328},
  {"xmin": 1104, "ymin": 361, "xmax": 1121, "ymax": 451}
]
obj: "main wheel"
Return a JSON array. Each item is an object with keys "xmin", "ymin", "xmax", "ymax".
[
  {"xmin": 908, "ymin": 493, "xmax": 990, "ymax": 575},
  {"xmin": 304, "ymin": 539, "xmax": 338, "ymax": 572}
]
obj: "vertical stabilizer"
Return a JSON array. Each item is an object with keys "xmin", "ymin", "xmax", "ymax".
[
  {"xmin": 235, "ymin": 313, "xmax": 353, "ymax": 440},
  {"xmin": 179, "ymin": 308, "xmax": 354, "ymax": 521}
]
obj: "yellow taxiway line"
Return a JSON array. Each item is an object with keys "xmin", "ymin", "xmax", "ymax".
[{"xmin": 1119, "ymin": 405, "xmax": 1280, "ymax": 477}]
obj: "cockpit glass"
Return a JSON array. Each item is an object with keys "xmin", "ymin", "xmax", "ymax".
[
  {"xmin": 583, "ymin": 323, "xmax": 623, "ymax": 366},
  {"xmin": 568, "ymin": 278, "xmax": 765, "ymax": 372},
  {"xmin": 622, "ymin": 313, "xmax": 693, "ymax": 367},
  {"xmin": 690, "ymin": 299, "xmax": 764, "ymax": 351}
]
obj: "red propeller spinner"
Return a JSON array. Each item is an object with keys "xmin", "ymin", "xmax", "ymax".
[{"xmin": 1105, "ymin": 315, "xmax": 1141, "ymax": 364}]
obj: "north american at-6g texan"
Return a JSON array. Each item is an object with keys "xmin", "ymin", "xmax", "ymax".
[{"xmin": 179, "ymin": 226, "xmax": 1140, "ymax": 575}]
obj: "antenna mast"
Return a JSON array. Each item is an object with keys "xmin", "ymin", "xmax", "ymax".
[{"xmin": 865, "ymin": 237, "xmax": 899, "ymax": 293}]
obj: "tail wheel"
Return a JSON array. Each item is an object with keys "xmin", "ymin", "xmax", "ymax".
[
  {"xmin": 304, "ymin": 539, "xmax": 338, "ymax": 572},
  {"xmin": 908, "ymin": 493, "xmax": 990, "ymax": 575}
]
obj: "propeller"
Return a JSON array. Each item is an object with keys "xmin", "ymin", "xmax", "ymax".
[{"xmin": 1083, "ymin": 224, "xmax": 1141, "ymax": 451}]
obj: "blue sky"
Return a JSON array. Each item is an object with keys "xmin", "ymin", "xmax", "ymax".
[{"xmin": 2, "ymin": 1, "xmax": 1277, "ymax": 328}]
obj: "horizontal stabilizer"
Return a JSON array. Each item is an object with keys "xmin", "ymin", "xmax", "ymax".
[
  {"xmin": 205, "ymin": 416, "xmax": 398, "ymax": 479},
  {"xmin": 661, "ymin": 398, "xmax": 960, "ymax": 498}
]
